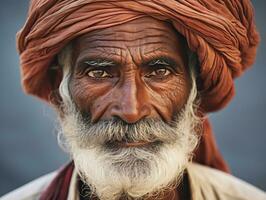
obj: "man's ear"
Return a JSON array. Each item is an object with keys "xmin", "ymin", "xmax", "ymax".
[{"xmin": 48, "ymin": 64, "xmax": 63, "ymax": 108}]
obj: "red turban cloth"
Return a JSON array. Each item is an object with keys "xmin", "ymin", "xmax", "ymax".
[{"xmin": 17, "ymin": 0, "xmax": 259, "ymax": 172}]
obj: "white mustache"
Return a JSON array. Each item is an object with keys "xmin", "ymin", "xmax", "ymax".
[{"xmin": 66, "ymin": 116, "xmax": 183, "ymax": 149}]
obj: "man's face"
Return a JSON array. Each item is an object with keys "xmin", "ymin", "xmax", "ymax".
[
  {"xmin": 70, "ymin": 17, "xmax": 191, "ymax": 126},
  {"xmin": 57, "ymin": 17, "xmax": 199, "ymax": 200}
]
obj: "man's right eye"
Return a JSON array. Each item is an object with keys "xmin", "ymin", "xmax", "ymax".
[{"xmin": 87, "ymin": 69, "xmax": 112, "ymax": 78}]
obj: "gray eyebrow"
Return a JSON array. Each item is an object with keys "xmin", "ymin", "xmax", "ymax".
[
  {"xmin": 84, "ymin": 59, "xmax": 115, "ymax": 67},
  {"xmin": 148, "ymin": 59, "xmax": 171, "ymax": 66}
]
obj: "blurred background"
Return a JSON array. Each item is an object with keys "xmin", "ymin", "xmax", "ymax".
[{"xmin": 0, "ymin": 0, "xmax": 265, "ymax": 196}]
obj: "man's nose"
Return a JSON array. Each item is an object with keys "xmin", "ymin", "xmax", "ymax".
[{"xmin": 110, "ymin": 79, "xmax": 151, "ymax": 123}]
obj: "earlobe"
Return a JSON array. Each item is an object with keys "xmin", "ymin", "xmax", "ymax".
[
  {"xmin": 51, "ymin": 66, "xmax": 63, "ymax": 90},
  {"xmin": 48, "ymin": 66, "xmax": 63, "ymax": 108}
]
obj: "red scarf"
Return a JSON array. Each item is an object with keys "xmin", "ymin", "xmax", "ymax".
[{"xmin": 40, "ymin": 162, "xmax": 74, "ymax": 200}]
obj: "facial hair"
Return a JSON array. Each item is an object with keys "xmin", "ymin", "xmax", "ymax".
[
  {"xmin": 56, "ymin": 86, "xmax": 199, "ymax": 200},
  {"xmin": 53, "ymin": 43, "xmax": 200, "ymax": 200}
]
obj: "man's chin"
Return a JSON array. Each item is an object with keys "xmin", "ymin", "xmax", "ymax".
[{"xmin": 71, "ymin": 142, "xmax": 189, "ymax": 200}]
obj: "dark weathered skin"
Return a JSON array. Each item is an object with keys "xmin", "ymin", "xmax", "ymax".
[
  {"xmin": 70, "ymin": 17, "xmax": 191, "ymax": 125},
  {"xmin": 66, "ymin": 17, "xmax": 192, "ymax": 200}
]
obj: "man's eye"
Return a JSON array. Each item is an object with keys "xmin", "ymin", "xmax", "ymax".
[
  {"xmin": 87, "ymin": 69, "xmax": 111, "ymax": 78},
  {"xmin": 146, "ymin": 68, "xmax": 171, "ymax": 78}
]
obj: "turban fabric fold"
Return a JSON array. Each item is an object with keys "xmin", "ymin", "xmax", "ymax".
[{"xmin": 17, "ymin": 0, "xmax": 259, "ymax": 172}]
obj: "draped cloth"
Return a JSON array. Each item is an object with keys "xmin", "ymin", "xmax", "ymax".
[
  {"xmin": 40, "ymin": 162, "xmax": 74, "ymax": 200},
  {"xmin": 17, "ymin": 0, "xmax": 259, "ymax": 172}
]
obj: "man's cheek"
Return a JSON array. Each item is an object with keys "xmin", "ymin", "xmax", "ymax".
[
  {"xmin": 69, "ymin": 79, "xmax": 112, "ymax": 112},
  {"xmin": 89, "ymin": 93, "xmax": 117, "ymax": 122},
  {"xmin": 147, "ymin": 83, "xmax": 190, "ymax": 121}
]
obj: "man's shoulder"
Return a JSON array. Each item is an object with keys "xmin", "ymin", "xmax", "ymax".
[
  {"xmin": 188, "ymin": 163, "xmax": 266, "ymax": 200},
  {"xmin": 1, "ymin": 171, "xmax": 58, "ymax": 200}
]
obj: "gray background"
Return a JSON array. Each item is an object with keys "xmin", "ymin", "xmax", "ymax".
[{"xmin": 0, "ymin": 0, "xmax": 265, "ymax": 196}]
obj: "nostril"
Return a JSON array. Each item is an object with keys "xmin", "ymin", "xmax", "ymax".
[
  {"xmin": 141, "ymin": 105, "xmax": 151, "ymax": 116},
  {"xmin": 110, "ymin": 104, "xmax": 120, "ymax": 116},
  {"xmin": 110, "ymin": 104, "xmax": 122, "ymax": 117},
  {"xmin": 110, "ymin": 105, "xmax": 151, "ymax": 124}
]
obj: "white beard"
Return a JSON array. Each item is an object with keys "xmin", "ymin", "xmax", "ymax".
[
  {"xmin": 56, "ymin": 47, "xmax": 200, "ymax": 200},
  {"xmin": 58, "ymin": 94, "xmax": 199, "ymax": 199},
  {"xmin": 72, "ymin": 135, "xmax": 194, "ymax": 200}
]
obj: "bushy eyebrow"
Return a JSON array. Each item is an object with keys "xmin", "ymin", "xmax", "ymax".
[
  {"xmin": 78, "ymin": 56, "xmax": 179, "ymax": 71},
  {"xmin": 84, "ymin": 59, "xmax": 116, "ymax": 67},
  {"xmin": 147, "ymin": 57, "xmax": 177, "ymax": 67}
]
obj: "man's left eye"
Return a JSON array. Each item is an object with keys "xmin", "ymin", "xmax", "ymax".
[
  {"xmin": 87, "ymin": 69, "xmax": 111, "ymax": 78},
  {"xmin": 146, "ymin": 68, "xmax": 171, "ymax": 78}
]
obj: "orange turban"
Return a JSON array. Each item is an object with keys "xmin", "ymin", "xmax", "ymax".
[{"xmin": 17, "ymin": 0, "xmax": 259, "ymax": 172}]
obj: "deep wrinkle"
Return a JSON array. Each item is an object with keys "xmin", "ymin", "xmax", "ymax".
[{"xmin": 69, "ymin": 17, "xmax": 191, "ymax": 124}]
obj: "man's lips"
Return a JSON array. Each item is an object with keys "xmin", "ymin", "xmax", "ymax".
[
  {"xmin": 117, "ymin": 141, "xmax": 152, "ymax": 148},
  {"xmin": 105, "ymin": 140, "xmax": 162, "ymax": 149}
]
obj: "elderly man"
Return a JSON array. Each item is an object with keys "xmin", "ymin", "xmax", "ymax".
[{"xmin": 2, "ymin": 0, "xmax": 266, "ymax": 200}]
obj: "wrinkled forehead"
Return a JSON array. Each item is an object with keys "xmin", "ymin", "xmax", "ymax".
[{"xmin": 72, "ymin": 17, "xmax": 188, "ymax": 62}]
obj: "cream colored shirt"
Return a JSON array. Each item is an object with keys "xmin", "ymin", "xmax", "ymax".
[{"xmin": 1, "ymin": 163, "xmax": 265, "ymax": 200}]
